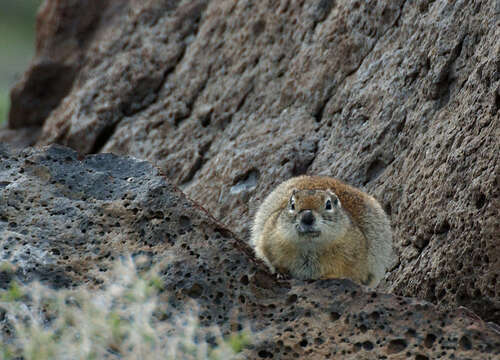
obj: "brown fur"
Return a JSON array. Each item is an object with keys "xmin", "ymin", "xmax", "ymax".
[{"xmin": 251, "ymin": 176, "xmax": 393, "ymax": 286}]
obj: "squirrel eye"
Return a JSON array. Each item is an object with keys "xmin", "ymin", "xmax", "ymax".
[
  {"xmin": 325, "ymin": 199, "xmax": 333, "ymax": 210},
  {"xmin": 290, "ymin": 196, "xmax": 295, "ymax": 211}
]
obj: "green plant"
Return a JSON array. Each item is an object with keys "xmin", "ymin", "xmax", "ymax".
[{"xmin": 0, "ymin": 257, "xmax": 252, "ymax": 360}]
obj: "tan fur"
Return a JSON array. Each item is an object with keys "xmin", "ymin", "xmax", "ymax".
[{"xmin": 251, "ymin": 176, "xmax": 393, "ymax": 287}]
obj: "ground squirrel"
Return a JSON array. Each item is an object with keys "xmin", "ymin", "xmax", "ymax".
[{"xmin": 251, "ymin": 175, "xmax": 393, "ymax": 287}]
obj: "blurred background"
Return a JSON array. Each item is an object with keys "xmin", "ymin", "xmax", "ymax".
[{"xmin": 0, "ymin": 0, "xmax": 42, "ymax": 126}]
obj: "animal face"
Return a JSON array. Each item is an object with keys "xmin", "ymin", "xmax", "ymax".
[{"xmin": 278, "ymin": 189, "xmax": 347, "ymax": 245}]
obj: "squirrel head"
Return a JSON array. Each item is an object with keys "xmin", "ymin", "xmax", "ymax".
[{"xmin": 277, "ymin": 189, "xmax": 350, "ymax": 246}]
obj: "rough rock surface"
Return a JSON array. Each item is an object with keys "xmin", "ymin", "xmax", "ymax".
[
  {"xmin": 1, "ymin": 144, "xmax": 499, "ymax": 359},
  {"xmin": 8, "ymin": 0, "xmax": 128, "ymax": 129},
  {"xmin": 4, "ymin": 0, "xmax": 500, "ymax": 323}
]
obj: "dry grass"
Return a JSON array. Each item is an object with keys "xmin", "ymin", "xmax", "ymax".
[{"xmin": 0, "ymin": 258, "xmax": 251, "ymax": 360}]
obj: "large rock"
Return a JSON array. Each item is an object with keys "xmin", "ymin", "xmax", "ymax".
[
  {"xmin": 1, "ymin": 144, "xmax": 499, "ymax": 359},
  {"xmin": 4, "ymin": 0, "xmax": 500, "ymax": 323},
  {"xmin": 8, "ymin": 0, "xmax": 128, "ymax": 129}
]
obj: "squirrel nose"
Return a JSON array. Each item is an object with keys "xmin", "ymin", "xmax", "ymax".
[{"xmin": 300, "ymin": 210, "xmax": 315, "ymax": 226}]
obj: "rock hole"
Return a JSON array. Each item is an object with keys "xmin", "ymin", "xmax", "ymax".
[
  {"xmin": 459, "ymin": 335, "xmax": 472, "ymax": 350},
  {"xmin": 230, "ymin": 169, "xmax": 260, "ymax": 194},
  {"xmin": 387, "ymin": 339, "xmax": 407, "ymax": 354},
  {"xmin": 362, "ymin": 341, "xmax": 374, "ymax": 350},
  {"xmin": 179, "ymin": 215, "xmax": 191, "ymax": 228},
  {"xmin": 151, "ymin": 211, "xmax": 164, "ymax": 219},
  {"xmin": 475, "ymin": 193, "xmax": 486, "ymax": 209},
  {"xmin": 384, "ymin": 202, "xmax": 392, "ymax": 217},
  {"xmin": 313, "ymin": 101, "xmax": 326, "ymax": 122},
  {"xmin": 291, "ymin": 141, "xmax": 318, "ymax": 176},
  {"xmin": 438, "ymin": 288, "xmax": 446, "ymax": 299},
  {"xmin": 364, "ymin": 158, "xmax": 386, "ymax": 184},
  {"xmin": 415, "ymin": 355, "xmax": 429, "ymax": 360},
  {"xmin": 258, "ymin": 349, "xmax": 273, "ymax": 358},
  {"xmin": 330, "ymin": 311, "xmax": 341, "ymax": 321},
  {"xmin": 252, "ymin": 19, "xmax": 266, "ymax": 36},
  {"xmin": 240, "ymin": 275, "xmax": 249, "ymax": 285},
  {"xmin": 198, "ymin": 108, "xmax": 212, "ymax": 127},
  {"xmin": 434, "ymin": 220, "xmax": 450, "ymax": 235},
  {"xmin": 424, "ymin": 333, "xmax": 436, "ymax": 348},
  {"xmin": 406, "ymin": 328, "xmax": 416, "ymax": 337},
  {"xmin": 286, "ymin": 294, "xmax": 298, "ymax": 304},
  {"xmin": 314, "ymin": 337, "xmax": 324, "ymax": 345},
  {"xmin": 414, "ymin": 234, "xmax": 429, "ymax": 250},
  {"xmin": 184, "ymin": 283, "xmax": 203, "ymax": 298}
]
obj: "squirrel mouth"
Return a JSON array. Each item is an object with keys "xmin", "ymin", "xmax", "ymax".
[{"xmin": 297, "ymin": 226, "xmax": 321, "ymax": 237}]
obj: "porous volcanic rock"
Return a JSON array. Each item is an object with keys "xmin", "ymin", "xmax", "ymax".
[
  {"xmin": 5, "ymin": 0, "xmax": 500, "ymax": 323},
  {"xmin": 1, "ymin": 144, "xmax": 499, "ymax": 359}
]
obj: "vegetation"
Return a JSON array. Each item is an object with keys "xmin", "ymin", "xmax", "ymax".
[{"xmin": 0, "ymin": 257, "xmax": 251, "ymax": 360}]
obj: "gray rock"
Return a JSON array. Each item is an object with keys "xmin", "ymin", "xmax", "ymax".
[
  {"xmin": 3, "ymin": 0, "xmax": 500, "ymax": 323},
  {"xmin": 1, "ymin": 144, "xmax": 499, "ymax": 358}
]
